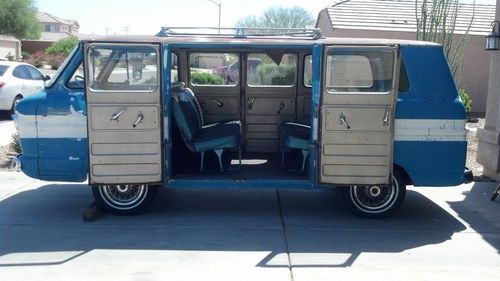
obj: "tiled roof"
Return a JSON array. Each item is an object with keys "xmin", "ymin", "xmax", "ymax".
[
  {"xmin": 323, "ymin": 0, "xmax": 496, "ymax": 35},
  {"xmin": 37, "ymin": 12, "xmax": 79, "ymax": 27}
]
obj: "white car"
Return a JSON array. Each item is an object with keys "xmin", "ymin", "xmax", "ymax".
[{"xmin": 0, "ymin": 61, "xmax": 49, "ymax": 116}]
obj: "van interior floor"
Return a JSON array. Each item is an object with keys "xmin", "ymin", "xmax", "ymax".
[{"xmin": 172, "ymin": 151, "xmax": 309, "ymax": 180}]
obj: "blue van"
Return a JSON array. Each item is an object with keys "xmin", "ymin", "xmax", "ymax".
[{"xmin": 13, "ymin": 28, "xmax": 467, "ymax": 218}]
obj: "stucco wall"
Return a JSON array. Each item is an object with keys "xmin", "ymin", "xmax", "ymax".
[
  {"xmin": 0, "ymin": 40, "xmax": 20, "ymax": 60},
  {"xmin": 321, "ymin": 28, "xmax": 489, "ymax": 113}
]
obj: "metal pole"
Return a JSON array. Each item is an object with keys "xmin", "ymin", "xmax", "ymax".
[{"xmin": 207, "ymin": 0, "xmax": 221, "ymax": 34}]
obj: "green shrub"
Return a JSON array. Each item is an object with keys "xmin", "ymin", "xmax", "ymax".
[
  {"xmin": 459, "ymin": 88, "xmax": 472, "ymax": 113},
  {"xmin": 46, "ymin": 36, "xmax": 78, "ymax": 55},
  {"xmin": 256, "ymin": 63, "xmax": 295, "ymax": 85},
  {"xmin": 191, "ymin": 72, "xmax": 224, "ymax": 85},
  {"xmin": 9, "ymin": 132, "xmax": 21, "ymax": 155},
  {"xmin": 21, "ymin": 51, "xmax": 31, "ymax": 60}
]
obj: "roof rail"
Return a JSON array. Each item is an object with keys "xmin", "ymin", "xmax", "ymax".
[{"xmin": 155, "ymin": 27, "xmax": 323, "ymax": 40}]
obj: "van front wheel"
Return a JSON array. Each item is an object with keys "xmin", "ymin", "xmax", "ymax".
[
  {"xmin": 92, "ymin": 184, "xmax": 158, "ymax": 215},
  {"xmin": 343, "ymin": 171, "xmax": 406, "ymax": 218}
]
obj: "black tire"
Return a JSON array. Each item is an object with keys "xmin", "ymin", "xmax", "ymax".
[
  {"xmin": 92, "ymin": 184, "xmax": 158, "ymax": 215},
  {"xmin": 342, "ymin": 169, "xmax": 406, "ymax": 218},
  {"xmin": 9, "ymin": 95, "xmax": 22, "ymax": 118}
]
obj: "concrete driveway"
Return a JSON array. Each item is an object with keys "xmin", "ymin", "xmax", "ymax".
[{"xmin": 0, "ymin": 172, "xmax": 499, "ymax": 281}]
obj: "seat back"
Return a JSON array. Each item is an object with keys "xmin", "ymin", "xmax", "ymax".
[{"xmin": 172, "ymin": 88, "xmax": 203, "ymax": 143}]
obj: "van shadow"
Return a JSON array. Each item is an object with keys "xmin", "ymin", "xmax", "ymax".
[
  {"xmin": 448, "ymin": 182, "xmax": 500, "ymax": 252},
  {"xmin": 0, "ymin": 184, "xmax": 466, "ymax": 268}
]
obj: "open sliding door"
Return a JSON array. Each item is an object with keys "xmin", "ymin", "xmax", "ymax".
[{"xmin": 319, "ymin": 45, "xmax": 400, "ymax": 185}]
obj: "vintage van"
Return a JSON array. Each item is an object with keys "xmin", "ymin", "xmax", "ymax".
[{"xmin": 13, "ymin": 28, "xmax": 467, "ymax": 218}]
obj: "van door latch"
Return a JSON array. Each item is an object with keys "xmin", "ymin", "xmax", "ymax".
[
  {"xmin": 339, "ymin": 112, "xmax": 350, "ymax": 129},
  {"xmin": 248, "ymin": 97, "xmax": 255, "ymax": 110},
  {"xmin": 133, "ymin": 112, "xmax": 144, "ymax": 128},
  {"xmin": 383, "ymin": 106, "xmax": 391, "ymax": 126},
  {"xmin": 110, "ymin": 108, "xmax": 126, "ymax": 122}
]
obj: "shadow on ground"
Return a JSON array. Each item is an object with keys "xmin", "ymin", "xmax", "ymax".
[
  {"xmin": 0, "ymin": 184, "xmax": 466, "ymax": 268},
  {"xmin": 449, "ymin": 182, "xmax": 500, "ymax": 252}
]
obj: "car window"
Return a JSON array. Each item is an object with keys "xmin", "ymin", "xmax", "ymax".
[
  {"xmin": 189, "ymin": 52, "xmax": 239, "ymax": 86},
  {"xmin": 67, "ymin": 63, "xmax": 84, "ymax": 89},
  {"xmin": 247, "ymin": 53, "xmax": 297, "ymax": 87},
  {"xmin": 171, "ymin": 52, "xmax": 179, "ymax": 83},
  {"xmin": 326, "ymin": 49, "xmax": 394, "ymax": 94},
  {"xmin": 88, "ymin": 46, "xmax": 158, "ymax": 92},
  {"xmin": 0, "ymin": 65, "xmax": 8, "ymax": 76},
  {"xmin": 25, "ymin": 65, "xmax": 44, "ymax": 80},
  {"xmin": 12, "ymin": 65, "xmax": 31, "ymax": 80}
]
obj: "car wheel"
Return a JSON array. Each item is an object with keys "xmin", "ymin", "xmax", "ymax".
[
  {"xmin": 342, "ymin": 170, "xmax": 406, "ymax": 218},
  {"xmin": 9, "ymin": 95, "xmax": 22, "ymax": 118},
  {"xmin": 92, "ymin": 184, "xmax": 158, "ymax": 215}
]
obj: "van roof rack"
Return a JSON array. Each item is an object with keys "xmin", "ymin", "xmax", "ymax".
[{"xmin": 155, "ymin": 27, "xmax": 323, "ymax": 40}]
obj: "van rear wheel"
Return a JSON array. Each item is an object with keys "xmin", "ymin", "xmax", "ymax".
[
  {"xmin": 342, "ymin": 170, "xmax": 406, "ymax": 218},
  {"xmin": 92, "ymin": 184, "xmax": 158, "ymax": 215}
]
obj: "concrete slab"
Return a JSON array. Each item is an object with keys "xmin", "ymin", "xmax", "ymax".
[{"xmin": 0, "ymin": 171, "xmax": 498, "ymax": 280}]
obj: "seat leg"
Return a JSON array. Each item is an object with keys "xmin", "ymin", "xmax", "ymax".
[
  {"xmin": 200, "ymin": 151, "xmax": 205, "ymax": 172},
  {"xmin": 301, "ymin": 149, "xmax": 310, "ymax": 173},
  {"xmin": 214, "ymin": 149, "xmax": 224, "ymax": 172}
]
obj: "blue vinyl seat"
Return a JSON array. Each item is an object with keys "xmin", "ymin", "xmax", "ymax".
[
  {"xmin": 279, "ymin": 122, "xmax": 311, "ymax": 173},
  {"xmin": 171, "ymin": 85, "xmax": 241, "ymax": 172}
]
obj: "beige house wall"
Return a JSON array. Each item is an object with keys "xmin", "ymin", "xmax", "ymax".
[
  {"xmin": 320, "ymin": 27, "xmax": 489, "ymax": 113},
  {"xmin": 0, "ymin": 40, "xmax": 20, "ymax": 60},
  {"xmin": 476, "ymin": 0, "xmax": 500, "ymax": 180}
]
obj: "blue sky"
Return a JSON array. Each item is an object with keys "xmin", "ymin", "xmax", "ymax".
[{"xmin": 35, "ymin": 0, "xmax": 496, "ymax": 35}]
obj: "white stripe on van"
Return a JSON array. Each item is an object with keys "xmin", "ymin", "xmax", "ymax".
[
  {"xmin": 394, "ymin": 119, "xmax": 466, "ymax": 142},
  {"xmin": 16, "ymin": 112, "xmax": 466, "ymax": 142}
]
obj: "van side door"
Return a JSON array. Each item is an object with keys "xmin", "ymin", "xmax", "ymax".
[
  {"xmin": 319, "ymin": 45, "xmax": 400, "ymax": 185},
  {"xmin": 84, "ymin": 43, "xmax": 163, "ymax": 185}
]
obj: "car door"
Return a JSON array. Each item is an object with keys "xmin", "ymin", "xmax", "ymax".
[
  {"xmin": 319, "ymin": 45, "xmax": 400, "ymax": 185},
  {"xmin": 11, "ymin": 65, "xmax": 30, "ymax": 96},
  {"xmin": 24, "ymin": 65, "xmax": 45, "ymax": 94},
  {"xmin": 84, "ymin": 43, "xmax": 163, "ymax": 185}
]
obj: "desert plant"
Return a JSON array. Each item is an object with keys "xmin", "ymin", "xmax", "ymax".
[
  {"xmin": 459, "ymin": 88, "xmax": 472, "ymax": 113},
  {"xmin": 26, "ymin": 50, "xmax": 48, "ymax": 67},
  {"xmin": 48, "ymin": 53, "xmax": 66, "ymax": 70},
  {"xmin": 415, "ymin": 0, "xmax": 475, "ymax": 83},
  {"xmin": 190, "ymin": 72, "xmax": 224, "ymax": 85},
  {"xmin": 9, "ymin": 132, "xmax": 21, "ymax": 155}
]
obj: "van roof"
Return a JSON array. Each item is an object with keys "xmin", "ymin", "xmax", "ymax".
[{"xmin": 81, "ymin": 35, "xmax": 441, "ymax": 47}]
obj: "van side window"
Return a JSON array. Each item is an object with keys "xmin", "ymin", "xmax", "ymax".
[
  {"xmin": 399, "ymin": 61, "xmax": 410, "ymax": 92},
  {"xmin": 87, "ymin": 46, "xmax": 158, "ymax": 92},
  {"xmin": 247, "ymin": 53, "xmax": 296, "ymax": 87},
  {"xmin": 171, "ymin": 52, "xmax": 179, "ymax": 83},
  {"xmin": 326, "ymin": 50, "xmax": 394, "ymax": 94},
  {"xmin": 67, "ymin": 63, "xmax": 84, "ymax": 89},
  {"xmin": 304, "ymin": 55, "xmax": 312, "ymax": 87},
  {"xmin": 189, "ymin": 53, "xmax": 239, "ymax": 86}
]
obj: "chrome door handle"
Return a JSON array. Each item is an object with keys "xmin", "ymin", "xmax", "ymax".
[
  {"xmin": 248, "ymin": 97, "xmax": 255, "ymax": 110},
  {"xmin": 383, "ymin": 106, "xmax": 390, "ymax": 126},
  {"xmin": 277, "ymin": 102, "xmax": 285, "ymax": 114},
  {"xmin": 339, "ymin": 113, "xmax": 350, "ymax": 129},
  {"xmin": 133, "ymin": 112, "xmax": 144, "ymax": 128},
  {"xmin": 211, "ymin": 98, "xmax": 224, "ymax": 107},
  {"xmin": 110, "ymin": 108, "xmax": 126, "ymax": 121}
]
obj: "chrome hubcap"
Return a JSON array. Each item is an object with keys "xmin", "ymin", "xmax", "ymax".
[
  {"xmin": 350, "ymin": 176, "xmax": 398, "ymax": 213},
  {"xmin": 99, "ymin": 184, "xmax": 147, "ymax": 210}
]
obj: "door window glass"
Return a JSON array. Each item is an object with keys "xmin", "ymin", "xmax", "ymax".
[
  {"xmin": 12, "ymin": 66, "xmax": 31, "ymax": 80},
  {"xmin": 171, "ymin": 52, "xmax": 179, "ymax": 83},
  {"xmin": 189, "ymin": 53, "xmax": 239, "ymax": 86},
  {"xmin": 67, "ymin": 63, "xmax": 85, "ymax": 89},
  {"xmin": 26, "ymin": 65, "xmax": 44, "ymax": 80},
  {"xmin": 326, "ymin": 50, "xmax": 394, "ymax": 94},
  {"xmin": 247, "ymin": 53, "xmax": 296, "ymax": 87},
  {"xmin": 87, "ymin": 46, "xmax": 158, "ymax": 92},
  {"xmin": 304, "ymin": 55, "xmax": 312, "ymax": 87}
]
